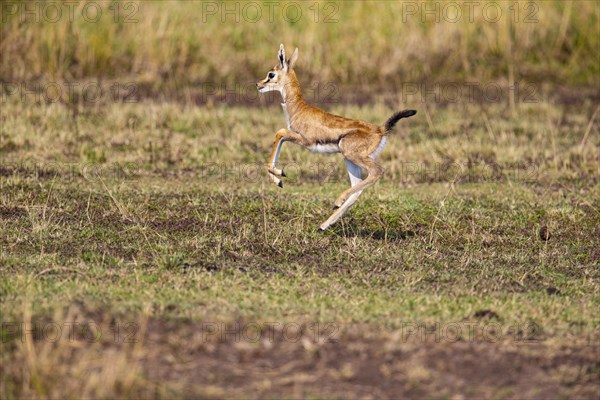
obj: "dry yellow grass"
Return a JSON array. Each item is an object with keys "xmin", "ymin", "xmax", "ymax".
[{"xmin": 1, "ymin": 0, "xmax": 598, "ymax": 87}]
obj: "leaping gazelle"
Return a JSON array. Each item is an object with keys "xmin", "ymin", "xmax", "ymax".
[{"xmin": 257, "ymin": 44, "xmax": 416, "ymax": 231}]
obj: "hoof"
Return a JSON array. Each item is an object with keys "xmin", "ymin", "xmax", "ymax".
[
  {"xmin": 332, "ymin": 204, "xmax": 340, "ymax": 210},
  {"xmin": 269, "ymin": 172, "xmax": 283, "ymax": 187},
  {"xmin": 317, "ymin": 227, "xmax": 326, "ymax": 232}
]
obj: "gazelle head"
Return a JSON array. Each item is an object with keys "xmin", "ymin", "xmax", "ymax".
[{"xmin": 256, "ymin": 44, "xmax": 299, "ymax": 95}]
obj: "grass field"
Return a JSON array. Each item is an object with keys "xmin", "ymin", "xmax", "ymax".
[
  {"xmin": 1, "ymin": 0, "xmax": 599, "ymax": 398},
  {"xmin": 1, "ymin": 93, "xmax": 599, "ymax": 397}
]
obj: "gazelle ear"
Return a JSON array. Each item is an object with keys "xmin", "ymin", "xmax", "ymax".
[
  {"xmin": 278, "ymin": 44, "xmax": 287, "ymax": 70},
  {"xmin": 288, "ymin": 48, "xmax": 299, "ymax": 70}
]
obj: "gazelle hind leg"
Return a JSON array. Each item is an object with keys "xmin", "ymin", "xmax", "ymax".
[
  {"xmin": 319, "ymin": 191, "xmax": 363, "ymax": 231},
  {"xmin": 345, "ymin": 159, "xmax": 363, "ymax": 187},
  {"xmin": 333, "ymin": 158, "xmax": 383, "ymax": 209},
  {"xmin": 319, "ymin": 159, "xmax": 363, "ymax": 231}
]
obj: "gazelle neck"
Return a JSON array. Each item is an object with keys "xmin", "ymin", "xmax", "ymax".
[{"xmin": 281, "ymin": 70, "xmax": 305, "ymax": 111}]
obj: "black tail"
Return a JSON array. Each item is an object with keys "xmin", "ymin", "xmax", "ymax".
[{"xmin": 384, "ymin": 109, "xmax": 417, "ymax": 132}]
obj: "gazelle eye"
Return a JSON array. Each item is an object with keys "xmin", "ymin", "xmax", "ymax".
[{"xmin": 268, "ymin": 72, "xmax": 275, "ymax": 79}]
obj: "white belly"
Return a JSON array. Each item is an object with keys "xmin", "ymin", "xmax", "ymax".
[{"xmin": 307, "ymin": 143, "xmax": 340, "ymax": 154}]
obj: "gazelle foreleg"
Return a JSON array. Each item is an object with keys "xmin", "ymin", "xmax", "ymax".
[
  {"xmin": 267, "ymin": 128, "xmax": 307, "ymax": 187},
  {"xmin": 268, "ymin": 136, "xmax": 286, "ymax": 187},
  {"xmin": 318, "ymin": 160, "xmax": 363, "ymax": 231}
]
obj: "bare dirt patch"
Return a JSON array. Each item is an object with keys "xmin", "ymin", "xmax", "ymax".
[{"xmin": 138, "ymin": 319, "xmax": 599, "ymax": 399}]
